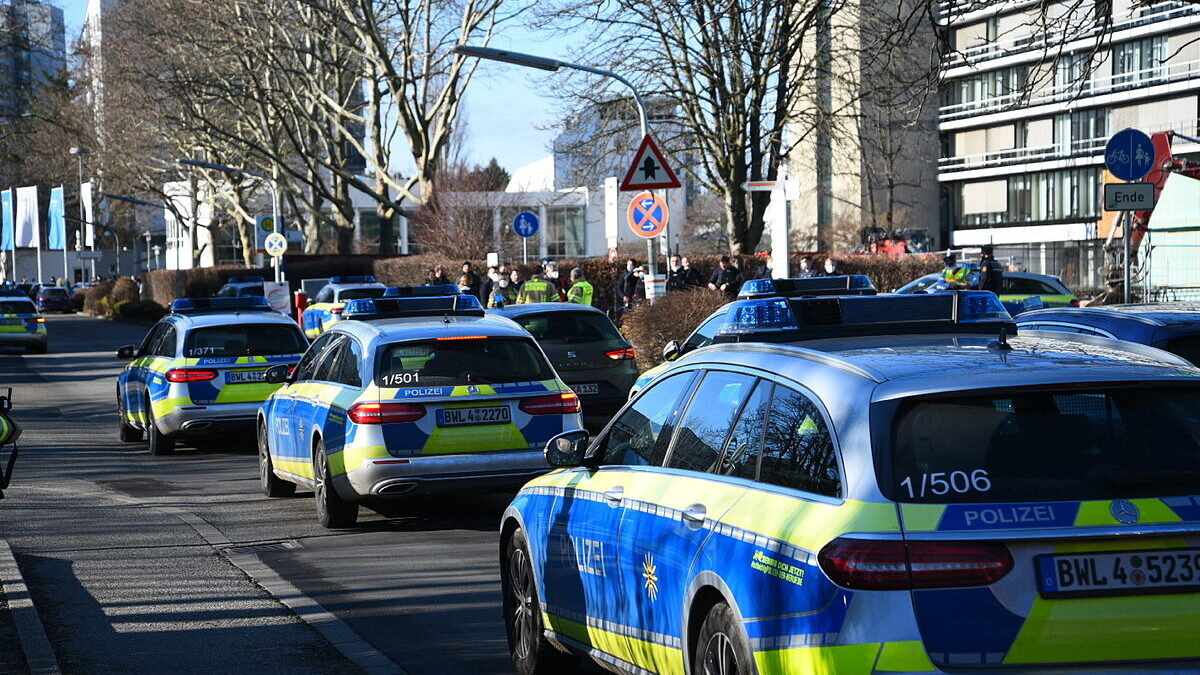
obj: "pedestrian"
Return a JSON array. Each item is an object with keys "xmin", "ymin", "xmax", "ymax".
[
  {"xmin": 424, "ymin": 268, "xmax": 438, "ymax": 285},
  {"xmin": 431, "ymin": 264, "xmax": 452, "ymax": 286},
  {"xmin": 822, "ymin": 258, "xmax": 840, "ymax": 277},
  {"xmin": 797, "ymin": 256, "xmax": 818, "ymax": 278},
  {"xmin": 460, "ymin": 261, "xmax": 481, "ymax": 298},
  {"xmin": 615, "ymin": 259, "xmax": 639, "ymax": 310},
  {"xmin": 516, "ymin": 264, "xmax": 559, "ymax": 304},
  {"xmin": 979, "ymin": 244, "xmax": 1004, "ymax": 293},
  {"xmin": 940, "ymin": 254, "xmax": 969, "ymax": 289},
  {"xmin": 666, "ymin": 255, "xmax": 689, "ymax": 292},
  {"xmin": 679, "ymin": 256, "xmax": 702, "ymax": 288},
  {"xmin": 707, "ymin": 255, "xmax": 743, "ymax": 297},
  {"xmin": 508, "ymin": 268, "xmax": 524, "ymax": 298},
  {"xmin": 457, "ymin": 274, "xmax": 474, "ymax": 295},
  {"xmin": 566, "ymin": 267, "xmax": 594, "ymax": 306},
  {"xmin": 479, "ymin": 265, "xmax": 499, "ymax": 303},
  {"xmin": 752, "ymin": 254, "xmax": 774, "ymax": 280},
  {"xmin": 487, "ymin": 274, "xmax": 518, "ymax": 308},
  {"xmin": 544, "ymin": 261, "xmax": 568, "ymax": 301},
  {"xmin": 631, "ymin": 265, "xmax": 648, "ymax": 305}
]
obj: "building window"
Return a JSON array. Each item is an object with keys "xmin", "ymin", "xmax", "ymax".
[
  {"xmin": 1114, "ymin": 36, "xmax": 1167, "ymax": 84},
  {"xmin": 545, "ymin": 207, "xmax": 585, "ymax": 257},
  {"xmin": 955, "ymin": 168, "xmax": 1101, "ymax": 229}
]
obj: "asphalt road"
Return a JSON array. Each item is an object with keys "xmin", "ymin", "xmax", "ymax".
[{"xmin": 0, "ymin": 313, "xmax": 537, "ymax": 675}]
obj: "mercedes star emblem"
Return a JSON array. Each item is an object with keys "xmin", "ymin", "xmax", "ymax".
[{"xmin": 1110, "ymin": 499, "xmax": 1140, "ymax": 524}]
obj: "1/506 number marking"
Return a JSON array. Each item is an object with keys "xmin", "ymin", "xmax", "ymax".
[{"xmin": 901, "ymin": 470, "xmax": 991, "ymax": 499}]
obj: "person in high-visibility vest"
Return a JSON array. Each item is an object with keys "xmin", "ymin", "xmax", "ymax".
[
  {"xmin": 566, "ymin": 268, "xmax": 594, "ymax": 306},
  {"xmin": 516, "ymin": 265, "xmax": 559, "ymax": 304},
  {"xmin": 941, "ymin": 254, "xmax": 970, "ymax": 289}
]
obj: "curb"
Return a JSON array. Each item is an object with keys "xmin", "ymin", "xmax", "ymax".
[{"xmin": 0, "ymin": 539, "xmax": 60, "ymax": 675}]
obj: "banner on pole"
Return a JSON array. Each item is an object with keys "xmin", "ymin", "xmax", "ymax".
[
  {"xmin": 14, "ymin": 186, "xmax": 38, "ymax": 249},
  {"xmin": 47, "ymin": 187, "xmax": 65, "ymax": 251},
  {"xmin": 81, "ymin": 181, "xmax": 94, "ymax": 248},
  {"xmin": 1, "ymin": 191, "xmax": 12, "ymax": 252}
]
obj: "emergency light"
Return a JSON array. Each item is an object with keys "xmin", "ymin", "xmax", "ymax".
[
  {"xmin": 330, "ymin": 275, "xmax": 378, "ymax": 284},
  {"xmin": 383, "ymin": 284, "xmax": 461, "ymax": 298},
  {"xmin": 171, "ymin": 296, "xmax": 273, "ymax": 314},
  {"xmin": 737, "ymin": 275, "xmax": 877, "ymax": 299},
  {"xmin": 342, "ymin": 294, "xmax": 484, "ymax": 320},
  {"xmin": 716, "ymin": 291, "xmax": 1014, "ymax": 342}
]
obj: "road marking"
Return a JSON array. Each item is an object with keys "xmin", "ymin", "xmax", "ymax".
[{"xmin": 0, "ymin": 538, "xmax": 61, "ymax": 675}]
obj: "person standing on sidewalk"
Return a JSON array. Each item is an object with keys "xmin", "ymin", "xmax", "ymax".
[{"xmin": 566, "ymin": 268, "xmax": 594, "ymax": 306}]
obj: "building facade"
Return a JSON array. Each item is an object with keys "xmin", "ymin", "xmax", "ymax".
[
  {"xmin": 0, "ymin": 0, "xmax": 65, "ymax": 117},
  {"xmin": 939, "ymin": 0, "xmax": 1200, "ymax": 290}
]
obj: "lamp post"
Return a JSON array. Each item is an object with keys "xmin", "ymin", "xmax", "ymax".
[
  {"xmin": 452, "ymin": 45, "xmax": 662, "ymax": 277},
  {"xmin": 175, "ymin": 158, "xmax": 282, "ymax": 283},
  {"xmin": 102, "ymin": 229, "xmax": 120, "ymax": 276},
  {"xmin": 69, "ymin": 147, "xmax": 92, "ymax": 281}
]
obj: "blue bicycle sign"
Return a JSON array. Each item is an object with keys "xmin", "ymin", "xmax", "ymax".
[{"xmin": 1105, "ymin": 128, "xmax": 1155, "ymax": 182}]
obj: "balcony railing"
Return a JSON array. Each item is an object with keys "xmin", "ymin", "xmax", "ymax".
[{"xmin": 940, "ymin": 58, "xmax": 1200, "ymax": 121}]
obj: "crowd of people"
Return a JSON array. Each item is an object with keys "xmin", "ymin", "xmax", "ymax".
[{"xmin": 424, "ymin": 260, "xmax": 595, "ymax": 310}]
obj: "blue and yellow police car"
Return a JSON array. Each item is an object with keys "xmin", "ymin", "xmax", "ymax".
[
  {"xmin": 501, "ymin": 291, "xmax": 1200, "ymax": 675},
  {"xmin": 0, "ymin": 288, "xmax": 47, "ymax": 353},
  {"xmin": 116, "ymin": 297, "xmax": 308, "ymax": 455},
  {"xmin": 300, "ymin": 275, "xmax": 388, "ymax": 339},
  {"xmin": 257, "ymin": 289, "xmax": 584, "ymax": 528}
]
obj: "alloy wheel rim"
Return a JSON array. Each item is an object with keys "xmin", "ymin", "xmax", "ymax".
[
  {"xmin": 703, "ymin": 632, "xmax": 738, "ymax": 675},
  {"xmin": 508, "ymin": 547, "xmax": 535, "ymax": 659},
  {"xmin": 258, "ymin": 428, "xmax": 270, "ymax": 487}
]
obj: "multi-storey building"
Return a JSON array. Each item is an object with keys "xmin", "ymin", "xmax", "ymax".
[
  {"xmin": 939, "ymin": 0, "xmax": 1200, "ymax": 290},
  {"xmin": 0, "ymin": 0, "xmax": 65, "ymax": 117}
]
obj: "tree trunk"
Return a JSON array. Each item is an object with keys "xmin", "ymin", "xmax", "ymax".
[
  {"xmin": 724, "ymin": 188, "xmax": 750, "ymax": 254},
  {"xmin": 237, "ymin": 214, "xmax": 255, "ymax": 267},
  {"xmin": 336, "ymin": 224, "xmax": 354, "ymax": 254}
]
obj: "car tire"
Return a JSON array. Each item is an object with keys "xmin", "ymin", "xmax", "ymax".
[
  {"xmin": 146, "ymin": 398, "xmax": 175, "ymax": 456},
  {"xmin": 117, "ymin": 393, "xmax": 143, "ymax": 443},
  {"xmin": 693, "ymin": 601, "xmax": 756, "ymax": 675},
  {"xmin": 313, "ymin": 438, "xmax": 357, "ymax": 528},
  {"xmin": 259, "ymin": 421, "xmax": 295, "ymax": 498},
  {"xmin": 502, "ymin": 528, "xmax": 579, "ymax": 675}
]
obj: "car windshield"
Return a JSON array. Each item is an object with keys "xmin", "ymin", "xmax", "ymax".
[
  {"xmin": 0, "ymin": 301, "xmax": 35, "ymax": 314},
  {"xmin": 514, "ymin": 312, "xmax": 625, "ymax": 345},
  {"xmin": 376, "ymin": 337, "xmax": 554, "ymax": 387},
  {"xmin": 183, "ymin": 324, "xmax": 308, "ymax": 357},
  {"xmin": 883, "ymin": 386, "xmax": 1200, "ymax": 503},
  {"xmin": 896, "ymin": 275, "xmax": 938, "ymax": 294},
  {"xmin": 338, "ymin": 288, "xmax": 387, "ymax": 301}
]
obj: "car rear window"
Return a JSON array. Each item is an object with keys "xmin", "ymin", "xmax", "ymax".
[
  {"xmin": 882, "ymin": 386, "xmax": 1200, "ymax": 503},
  {"xmin": 1003, "ymin": 277, "xmax": 1061, "ymax": 295},
  {"xmin": 376, "ymin": 337, "xmax": 554, "ymax": 387},
  {"xmin": 514, "ymin": 312, "xmax": 624, "ymax": 345},
  {"xmin": 1166, "ymin": 335, "xmax": 1200, "ymax": 367},
  {"xmin": 183, "ymin": 324, "xmax": 308, "ymax": 357},
  {"xmin": 338, "ymin": 288, "xmax": 386, "ymax": 301},
  {"xmin": 39, "ymin": 288, "xmax": 67, "ymax": 297},
  {"xmin": 0, "ymin": 301, "xmax": 35, "ymax": 314}
]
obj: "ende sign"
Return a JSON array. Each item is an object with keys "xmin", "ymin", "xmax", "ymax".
[{"xmin": 1104, "ymin": 182, "xmax": 1156, "ymax": 211}]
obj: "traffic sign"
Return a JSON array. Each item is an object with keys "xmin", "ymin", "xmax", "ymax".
[
  {"xmin": 264, "ymin": 232, "xmax": 288, "ymax": 257},
  {"xmin": 1104, "ymin": 182, "xmax": 1156, "ymax": 211},
  {"xmin": 513, "ymin": 211, "xmax": 539, "ymax": 238},
  {"xmin": 626, "ymin": 191, "xmax": 669, "ymax": 239},
  {"xmin": 742, "ymin": 180, "xmax": 780, "ymax": 192},
  {"xmin": 1105, "ymin": 128, "xmax": 1156, "ymax": 182},
  {"xmin": 620, "ymin": 135, "xmax": 682, "ymax": 191}
]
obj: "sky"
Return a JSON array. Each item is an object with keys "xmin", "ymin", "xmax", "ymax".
[{"xmin": 55, "ymin": 0, "xmax": 562, "ymax": 175}]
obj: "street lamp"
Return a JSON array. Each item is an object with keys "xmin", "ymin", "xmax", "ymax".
[
  {"xmin": 102, "ymin": 229, "xmax": 120, "ymax": 277},
  {"xmin": 69, "ymin": 147, "xmax": 93, "ymax": 281},
  {"xmin": 175, "ymin": 158, "xmax": 282, "ymax": 283},
  {"xmin": 453, "ymin": 45, "xmax": 662, "ymax": 276}
]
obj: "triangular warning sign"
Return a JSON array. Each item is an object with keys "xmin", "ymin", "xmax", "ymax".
[{"xmin": 619, "ymin": 134, "xmax": 682, "ymax": 191}]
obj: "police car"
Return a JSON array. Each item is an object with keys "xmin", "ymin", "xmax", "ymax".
[
  {"xmin": 115, "ymin": 297, "xmax": 308, "ymax": 455},
  {"xmin": 300, "ymin": 275, "xmax": 388, "ymax": 339},
  {"xmin": 0, "ymin": 288, "xmax": 47, "ymax": 353},
  {"xmin": 631, "ymin": 276, "xmax": 878, "ymax": 397},
  {"xmin": 257, "ymin": 289, "xmax": 584, "ymax": 528},
  {"xmin": 215, "ymin": 275, "xmax": 267, "ymax": 298},
  {"xmin": 501, "ymin": 291, "xmax": 1200, "ymax": 675}
]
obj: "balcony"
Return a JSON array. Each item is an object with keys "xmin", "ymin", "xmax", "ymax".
[{"xmin": 940, "ymin": 58, "xmax": 1200, "ymax": 122}]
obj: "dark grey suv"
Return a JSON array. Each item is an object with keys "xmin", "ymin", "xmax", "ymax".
[{"xmin": 489, "ymin": 303, "xmax": 638, "ymax": 429}]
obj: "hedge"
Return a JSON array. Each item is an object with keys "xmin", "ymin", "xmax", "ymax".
[{"xmin": 619, "ymin": 288, "xmax": 731, "ymax": 370}]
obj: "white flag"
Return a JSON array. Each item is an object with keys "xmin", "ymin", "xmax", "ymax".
[
  {"xmin": 14, "ymin": 186, "xmax": 38, "ymax": 248},
  {"xmin": 81, "ymin": 181, "xmax": 94, "ymax": 248}
]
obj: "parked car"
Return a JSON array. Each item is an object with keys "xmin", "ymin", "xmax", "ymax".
[
  {"xmin": 33, "ymin": 285, "xmax": 73, "ymax": 313},
  {"xmin": 1017, "ymin": 303, "xmax": 1200, "ymax": 366},
  {"xmin": 895, "ymin": 270, "xmax": 1079, "ymax": 308}
]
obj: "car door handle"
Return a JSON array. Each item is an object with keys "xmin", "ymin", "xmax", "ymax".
[
  {"xmin": 682, "ymin": 504, "xmax": 707, "ymax": 527},
  {"xmin": 604, "ymin": 487, "xmax": 624, "ymax": 505}
]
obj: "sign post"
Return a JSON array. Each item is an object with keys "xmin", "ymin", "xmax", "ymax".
[
  {"xmin": 513, "ymin": 211, "xmax": 539, "ymax": 264},
  {"xmin": 621, "ymin": 136, "xmax": 681, "ymax": 278},
  {"xmin": 1104, "ymin": 128, "xmax": 1156, "ymax": 304},
  {"xmin": 627, "ymin": 191, "xmax": 670, "ymax": 300}
]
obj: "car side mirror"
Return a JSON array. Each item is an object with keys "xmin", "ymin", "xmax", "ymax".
[
  {"xmin": 545, "ymin": 430, "xmax": 590, "ymax": 468},
  {"xmin": 264, "ymin": 364, "xmax": 291, "ymax": 384},
  {"xmin": 116, "ymin": 345, "xmax": 137, "ymax": 359},
  {"xmin": 662, "ymin": 339, "xmax": 681, "ymax": 362}
]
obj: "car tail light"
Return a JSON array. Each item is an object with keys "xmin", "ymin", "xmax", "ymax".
[
  {"xmin": 26, "ymin": 317, "xmax": 44, "ymax": 323},
  {"xmin": 520, "ymin": 392, "xmax": 580, "ymax": 415},
  {"xmin": 165, "ymin": 368, "xmax": 219, "ymax": 383},
  {"xmin": 818, "ymin": 537, "xmax": 1012, "ymax": 590},
  {"xmin": 331, "ymin": 307, "xmax": 343, "ymax": 315},
  {"xmin": 347, "ymin": 402, "xmax": 425, "ymax": 424},
  {"xmin": 605, "ymin": 347, "xmax": 636, "ymax": 360},
  {"xmin": 1070, "ymin": 298, "xmax": 1080, "ymax": 307},
  {"xmin": 37, "ymin": 296, "xmax": 46, "ymax": 301}
]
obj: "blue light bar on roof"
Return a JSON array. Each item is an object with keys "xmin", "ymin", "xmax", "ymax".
[
  {"xmin": 384, "ymin": 284, "xmax": 461, "ymax": 297},
  {"xmin": 330, "ymin": 275, "xmax": 377, "ymax": 284},
  {"xmin": 737, "ymin": 275, "xmax": 876, "ymax": 299},
  {"xmin": 342, "ymin": 293, "xmax": 484, "ymax": 320},
  {"xmin": 172, "ymin": 296, "xmax": 272, "ymax": 314},
  {"xmin": 721, "ymin": 298, "xmax": 800, "ymax": 334},
  {"xmin": 959, "ymin": 291, "xmax": 1012, "ymax": 322},
  {"xmin": 226, "ymin": 275, "xmax": 264, "ymax": 284}
]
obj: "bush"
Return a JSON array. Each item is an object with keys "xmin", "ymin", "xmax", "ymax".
[
  {"xmin": 619, "ymin": 288, "xmax": 730, "ymax": 371},
  {"xmin": 117, "ymin": 299, "xmax": 167, "ymax": 322},
  {"xmin": 83, "ymin": 281, "xmax": 115, "ymax": 315}
]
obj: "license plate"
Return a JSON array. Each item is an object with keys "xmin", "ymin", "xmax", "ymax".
[
  {"xmin": 226, "ymin": 370, "xmax": 267, "ymax": 384},
  {"xmin": 570, "ymin": 383, "xmax": 600, "ymax": 396},
  {"xmin": 1037, "ymin": 548, "xmax": 1200, "ymax": 598},
  {"xmin": 438, "ymin": 406, "xmax": 511, "ymax": 427}
]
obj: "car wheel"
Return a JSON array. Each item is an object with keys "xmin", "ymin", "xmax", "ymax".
[
  {"xmin": 313, "ymin": 438, "xmax": 357, "ymax": 528},
  {"xmin": 117, "ymin": 392, "xmax": 143, "ymax": 443},
  {"xmin": 259, "ymin": 422, "xmax": 295, "ymax": 498},
  {"xmin": 694, "ymin": 601, "xmax": 756, "ymax": 675},
  {"xmin": 146, "ymin": 397, "xmax": 175, "ymax": 456},
  {"xmin": 503, "ymin": 528, "xmax": 578, "ymax": 675}
]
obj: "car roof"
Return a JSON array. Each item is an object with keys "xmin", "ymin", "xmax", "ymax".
[
  {"xmin": 488, "ymin": 303, "xmax": 607, "ymax": 317},
  {"xmin": 333, "ymin": 313, "xmax": 531, "ymax": 343},
  {"xmin": 166, "ymin": 311, "xmax": 301, "ymax": 329},
  {"xmin": 673, "ymin": 333, "xmax": 1200, "ymax": 400},
  {"xmin": 1037, "ymin": 303, "xmax": 1200, "ymax": 326},
  {"xmin": 328, "ymin": 281, "xmax": 386, "ymax": 289}
]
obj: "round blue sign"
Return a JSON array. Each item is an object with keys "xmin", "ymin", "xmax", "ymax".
[
  {"xmin": 1105, "ymin": 128, "xmax": 1156, "ymax": 182},
  {"xmin": 513, "ymin": 211, "xmax": 539, "ymax": 238}
]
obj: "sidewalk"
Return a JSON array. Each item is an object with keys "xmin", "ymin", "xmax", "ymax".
[{"xmin": 0, "ymin": 539, "xmax": 56, "ymax": 675}]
